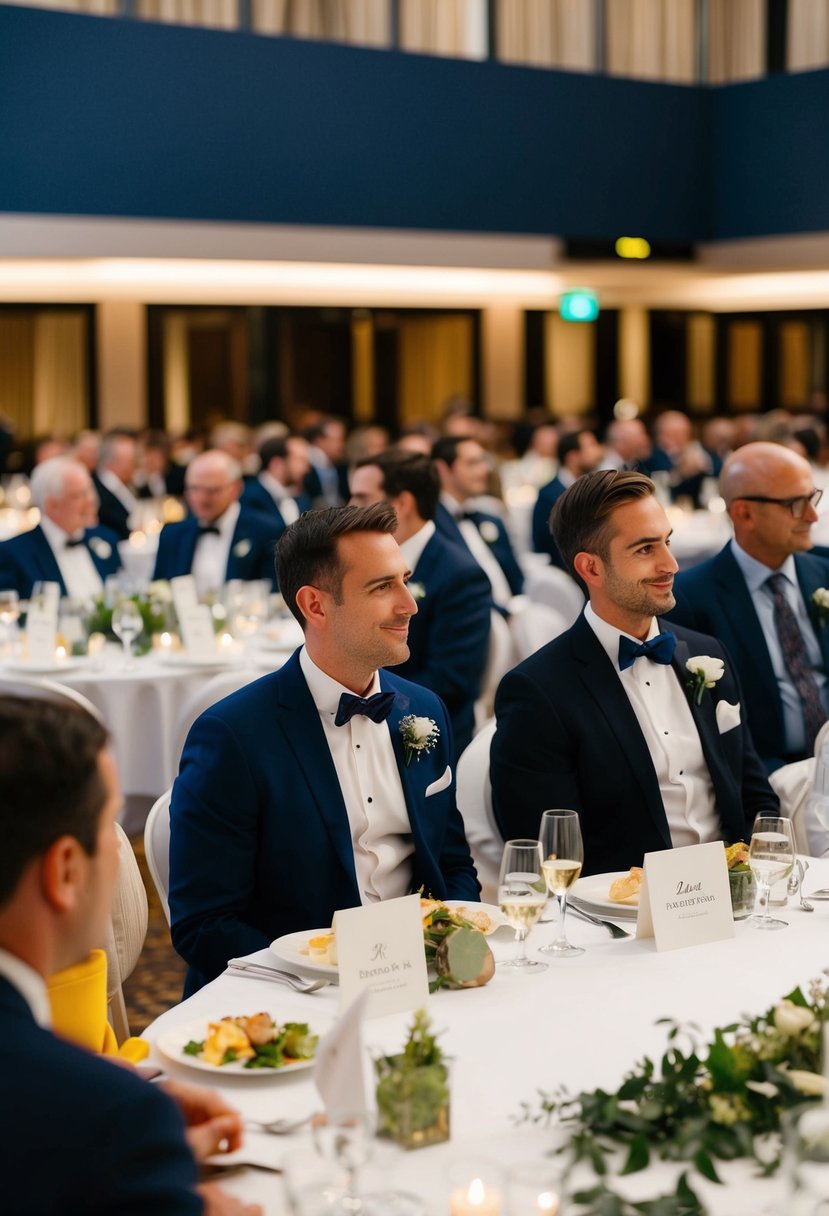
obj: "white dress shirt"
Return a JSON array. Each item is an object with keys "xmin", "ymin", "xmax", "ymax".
[
  {"xmin": 398, "ymin": 520, "xmax": 435, "ymax": 571},
  {"xmin": 299, "ymin": 646, "xmax": 414, "ymax": 902},
  {"xmin": 190, "ymin": 501, "xmax": 240, "ymax": 598},
  {"xmin": 0, "ymin": 948, "xmax": 50, "ymax": 1027},
  {"xmin": 441, "ymin": 493, "xmax": 512, "ymax": 609},
  {"xmin": 584, "ymin": 603, "xmax": 721, "ymax": 848},
  {"xmin": 258, "ymin": 472, "xmax": 300, "ymax": 525},
  {"xmin": 40, "ymin": 516, "xmax": 104, "ymax": 601},
  {"xmin": 97, "ymin": 467, "xmax": 139, "ymax": 516},
  {"xmin": 730, "ymin": 539, "xmax": 828, "ymax": 755}
]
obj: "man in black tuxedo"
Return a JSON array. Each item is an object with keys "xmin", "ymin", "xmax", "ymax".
[
  {"xmin": 92, "ymin": 430, "xmax": 139, "ymax": 540},
  {"xmin": 241, "ymin": 434, "xmax": 312, "ymax": 526},
  {"xmin": 531, "ymin": 428, "xmax": 603, "ymax": 568},
  {"xmin": 491, "ymin": 470, "xmax": 777, "ymax": 874},
  {"xmin": 669, "ymin": 442, "xmax": 829, "ymax": 772},
  {"xmin": 350, "ymin": 449, "xmax": 492, "ymax": 760},
  {"xmin": 0, "ymin": 696, "xmax": 259, "ymax": 1216}
]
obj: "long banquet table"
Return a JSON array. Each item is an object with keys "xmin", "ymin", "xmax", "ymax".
[{"xmin": 143, "ymin": 859, "xmax": 829, "ymax": 1215}]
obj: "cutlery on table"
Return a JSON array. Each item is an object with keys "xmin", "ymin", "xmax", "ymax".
[
  {"xmin": 226, "ymin": 959, "xmax": 329, "ymax": 993},
  {"xmin": 246, "ymin": 1112, "xmax": 317, "ymax": 1136},
  {"xmin": 789, "ymin": 859, "xmax": 814, "ymax": 912},
  {"xmin": 558, "ymin": 901, "xmax": 631, "ymax": 939}
]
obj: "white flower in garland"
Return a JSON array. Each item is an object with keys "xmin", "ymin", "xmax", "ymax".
[
  {"xmin": 685, "ymin": 655, "xmax": 724, "ymax": 706},
  {"xmin": 399, "ymin": 714, "xmax": 440, "ymax": 767},
  {"xmin": 812, "ymin": 587, "xmax": 829, "ymax": 626},
  {"xmin": 88, "ymin": 536, "xmax": 112, "ymax": 560},
  {"xmin": 233, "ymin": 539, "xmax": 252, "ymax": 559},
  {"xmin": 478, "ymin": 520, "xmax": 499, "ymax": 545}
]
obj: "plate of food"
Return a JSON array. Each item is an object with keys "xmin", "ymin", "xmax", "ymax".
[
  {"xmin": 156, "ymin": 1011, "xmax": 322, "ymax": 1076},
  {"xmin": 569, "ymin": 869, "xmax": 642, "ymax": 920},
  {"xmin": 430, "ymin": 900, "xmax": 508, "ymax": 936}
]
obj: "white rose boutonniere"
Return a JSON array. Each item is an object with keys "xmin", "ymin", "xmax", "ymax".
[
  {"xmin": 233, "ymin": 539, "xmax": 252, "ymax": 559},
  {"xmin": 408, "ymin": 582, "xmax": 426, "ymax": 601},
  {"xmin": 812, "ymin": 587, "xmax": 829, "ymax": 626},
  {"xmin": 478, "ymin": 520, "xmax": 500, "ymax": 545},
  {"xmin": 686, "ymin": 655, "xmax": 725, "ymax": 706},
  {"xmin": 88, "ymin": 536, "xmax": 112, "ymax": 560},
  {"xmin": 399, "ymin": 714, "xmax": 440, "ymax": 767}
]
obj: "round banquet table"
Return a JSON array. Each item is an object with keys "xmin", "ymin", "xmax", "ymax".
[{"xmin": 143, "ymin": 858, "xmax": 829, "ymax": 1215}]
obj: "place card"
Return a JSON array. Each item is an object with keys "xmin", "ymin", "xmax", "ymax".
[
  {"xmin": 335, "ymin": 894, "xmax": 429, "ymax": 1019},
  {"xmin": 170, "ymin": 575, "xmax": 199, "ymax": 619},
  {"xmin": 26, "ymin": 591, "xmax": 59, "ymax": 664},
  {"xmin": 177, "ymin": 606, "xmax": 217, "ymax": 657},
  {"xmin": 636, "ymin": 841, "xmax": 735, "ymax": 951}
]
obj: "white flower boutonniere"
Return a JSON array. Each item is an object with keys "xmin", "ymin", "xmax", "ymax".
[
  {"xmin": 686, "ymin": 655, "xmax": 725, "ymax": 706},
  {"xmin": 88, "ymin": 536, "xmax": 112, "ymax": 560},
  {"xmin": 399, "ymin": 714, "xmax": 440, "ymax": 767},
  {"xmin": 812, "ymin": 587, "xmax": 829, "ymax": 626},
  {"xmin": 478, "ymin": 520, "xmax": 499, "ymax": 545},
  {"xmin": 233, "ymin": 539, "xmax": 252, "ymax": 559},
  {"xmin": 408, "ymin": 582, "xmax": 426, "ymax": 601}
]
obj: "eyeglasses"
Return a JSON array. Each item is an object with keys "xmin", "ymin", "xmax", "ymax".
[{"xmin": 735, "ymin": 489, "xmax": 823, "ymax": 519}]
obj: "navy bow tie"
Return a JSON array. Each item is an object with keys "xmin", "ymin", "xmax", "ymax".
[
  {"xmin": 618, "ymin": 631, "xmax": 677, "ymax": 671},
  {"xmin": 197, "ymin": 524, "xmax": 221, "ymax": 538},
  {"xmin": 334, "ymin": 690, "xmax": 396, "ymax": 727}
]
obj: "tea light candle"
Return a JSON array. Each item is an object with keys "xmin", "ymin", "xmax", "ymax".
[
  {"xmin": 450, "ymin": 1178, "xmax": 500, "ymax": 1216},
  {"xmin": 54, "ymin": 644, "xmax": 68, "ymax": 662},
  {"xmin": 506, "ymin": 1162, "xmax": 561, "ymax": 1216},
  {"xmin": 158, "ymin": 631, "xmax": 174, "ymax": 652},
  {"xmin": 219, "ymin": 631, "xmax": 234, "ymax": 651}
]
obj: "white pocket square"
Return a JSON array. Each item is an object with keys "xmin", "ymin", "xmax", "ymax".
[
  {"xmin": 715, "ymin": 700, "xmax": 741, "ymax": 734},
  {"xmin": 425, "ymin": 765, "xmax": 452, "ymax": 797}
]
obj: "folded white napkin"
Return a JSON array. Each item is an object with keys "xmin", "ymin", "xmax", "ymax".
[{"xmin": 313, "ymin": 990, "xmax": 369, "ymax": 1120}]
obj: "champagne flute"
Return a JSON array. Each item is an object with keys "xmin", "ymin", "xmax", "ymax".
[
  {"xmin": 538, "ymin": 809, "xmax": 585, "ymax": 958},
  {"xmin": 748, "ymin": 815, "xmax": 795, "ymax": 930},
  {"xmin": 0, "ymin": 589, "xmax": 20, "ymax": 656},
  {"xmin": 313, "ymin": 1109, "xmax": 375, "ymax": 1215},
  {"xmin": 498, "ymin": 839, "xmax": 549, "ymax": 973},
  {"xmin": 111, "ymin": 599, "xmax": 142, "ymax": 670}
]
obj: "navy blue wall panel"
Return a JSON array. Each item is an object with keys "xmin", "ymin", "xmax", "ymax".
[{"xmin": 0, "ymin": 6, "xmax": 706, "ymax": 241}]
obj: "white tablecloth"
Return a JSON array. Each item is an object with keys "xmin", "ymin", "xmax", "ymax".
[{"xmin": 143, "ymin": 859, "xmax": 829, "ymax": 1215}]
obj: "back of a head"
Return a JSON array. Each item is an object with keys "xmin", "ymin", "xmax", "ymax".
[
  {"xmin": 551, "ymin": 469, "xmax": 654, "ymax": 579},
  {"xmin": 358, "ymin": 450, "xmax": 439, "ymax": 521},
  {"xmin": 0, "ymin": 697, "xmax": 108, "ymax": 908},
  {"xmin": 431, "ymin": 436, "xmax": 462, "ymax": 468}
]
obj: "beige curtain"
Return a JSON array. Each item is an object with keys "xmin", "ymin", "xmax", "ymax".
[
  {"xmin": 708, "ymin": 0, "xmax": 765, "ymax": 83},
  {"xmin": 788, "ymin": 0, "xmax": 829, "ymax": 72},
  {"xmin": 0, "ymin": 0, "xmax": 117, "ymax": 11},
  {"xmin": 0, "ymin": 315, "xmax": 35, "ymax": 440},
  {"xmin": 606, "ymin": 0, "xmax": 696, "ymax": 83},
  {"xmin": 398, "ymin": 315, "xmax": 473, "ymax": 425},
  {"xmin": 496, "ymin": 0, "xmax": 595, "ymax": 71},
  {"xmin": 136, "ymin": 0, "xmax": 237, "ymax": 28},
  {"xmin": 32, "ymin": 313, "xmax": 88, "ymax": 438},
  {"xmin": 400, "ymin": 0, "xmax": 487, "ymax": 59},
  {"xmin": 253, "ymin": 0, "xmax": 390, "ymax": 45}
]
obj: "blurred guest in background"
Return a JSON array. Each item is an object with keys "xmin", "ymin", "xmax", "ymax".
[
  {"xmin": 71, "ymin": 430, "xmax": 101, "ymax": 475},
  {"xmin": 303, "ymin": 416, "xmax": 349, "ymax": 506},
  {"xmin": 532, "ymin": 429, "xmax": 603, "ymax": 569},
  {"xmin": 601, "ymin": 418, "xmax": 653, "ymax": 473},
  {"xmin": 241, "ymin": 434, "xmax": 311, "ymax": 527},
  {"xmin": 93, "ymin": 431, "xmax": 138, "ymax": 540},
  {"xmin": 135, "ymin": 429, "xmax": 185, "ymax": 499}
]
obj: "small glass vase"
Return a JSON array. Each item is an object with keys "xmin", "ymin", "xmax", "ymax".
[
  {"xmin": 375, "ymin": 1058, "xmax": 450, "ymax": 1150},
  {"xmin": 729, "ymin": 867, "xmax": 756, "ymax": 920}
]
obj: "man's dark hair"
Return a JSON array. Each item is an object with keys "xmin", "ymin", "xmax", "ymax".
[
  {"xmin": 259, "ymin": 435, "xmax": 289, "ymax": 466},
  {"xmin": 356, "ymin": 451, "xmax": 439, "ymax": 522},
  {"xmin": 277, "ymin": 504, "xmax": 398, "ymax": 628},
  {"xmin": 0, "ymin": 697, "xmax": 109, "ymax": 907},
  {"xmin": 558, "ymin": 430, "xmax": 591, "ymax": 466},
  {"xmin": 793, "ymin": 427, "xmax": 821, "ymax": 463},
  {"xmin": 431, "ymin": 436, "xmax": 467, "ymax": 468},
  {"xmin": 551, "ymin": 469, "xmax": 654, "ymax": 579}
]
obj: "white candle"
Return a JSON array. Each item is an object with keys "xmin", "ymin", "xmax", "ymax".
[
  {"xmin": 159, "ymin": 631, "xmax": 173, "ymax": 652},
  {"xmin": 54, "ymin": 645, "xmax": 68, "ymax": 662},
  {"xmin": 450, "ymin": 1178, "xmax": 500, "ymax": 1216}
]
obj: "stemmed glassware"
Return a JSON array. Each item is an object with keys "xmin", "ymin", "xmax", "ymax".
[
  {"xmin": 538, "ymin": 809, "xmax": 585, "ymax": 958},
  {"xmin": 0, "ymin": 589, "xmax": 20, "ymax": 658},
  {"xmin": 748, "ymin": 814, "xmax": 796, "ymax": 930},
  {"xmin": 312, "ymin": 1109, "xmax": 422, "ymax": 1216},
  {"xmin": 498, "ymin": 839, "xmax": 549, "ymax": 973},
  {"xmin": 111, "ymin": 599, "xmax": 142, "ymax": 670}
]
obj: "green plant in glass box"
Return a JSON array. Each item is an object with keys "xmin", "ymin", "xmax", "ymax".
[
  {"xmin": 725, "ymin": 841, "xmax": 755, "ymax": 920},
  {"xmin": 375, "ymin": 1009, "xmax": 450, "ymax": 1150},
  {"xmin": 84, "ymin": 582, "xmax": 172, "ymax": 656}
]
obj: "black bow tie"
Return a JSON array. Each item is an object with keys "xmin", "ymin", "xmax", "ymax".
[
  {"xmin": 334, "ymin": 690, "xmax": 396, "ymax": 727},
  {"xmin": 197, "ymin": 525, "xmax": 221, "ymax": 538},
  {"xmin": 65, "ymin": 536, "xmax": 86, "ymax": 549},
  {"xmin": 618, "ymin": 631, "xmax": 677, "ymax": 671}
]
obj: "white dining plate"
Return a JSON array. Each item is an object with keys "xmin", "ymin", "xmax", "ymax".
[
  {"xmin": 159, "ymin": 652, "xmax": 244, "ymax": 669},
  {"xmin": 570, "ymin": 872, "xmax": 640, "ymax": 920},
  {"xmin": 1, "ymin": 656, "xmax": 86, "ymax": 675},
  {"xmin": 270, "ymin": 929, "xmax": 338, "ymax": 978},
  {"xmin": 439, "ymin": 901, "xmax": 508, "ymax": 935},
  {"xmin": 156, "ymin": 1016, "xmax": 322, "ymax": 1077}
]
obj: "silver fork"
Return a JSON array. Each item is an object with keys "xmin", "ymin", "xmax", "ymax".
[{"xmin": 226, "ymin": 959, "xmax": 330, "ymax": 992}]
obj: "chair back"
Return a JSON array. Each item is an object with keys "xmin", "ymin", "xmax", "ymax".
[
  {"xmin": 768, "ymin": 719, "xmax": 829, "ymax": 856},
  {"xmin": 474, "ymin": 610, "xmax": 516, "ymax": 730},
  {"xmin": 103, "ymin": 822, "xmax": 148, "ymax": 1043},
  {"xmin": 144, "ymin": 788, "xmax": 172, "ymax": 926},
  {"xmin": 456, "ymin": 719, "xmax": 502, "ymax": 902},
  {"xmin": 525, "ymin": 566, "xmax": 584, "ymax": 626},
  {"xmin": 511, "ymin": 601, "xmax": 569, "ymax": 662},
  {"xmin": 0, "ymin": 674, "xmax": 104, "ymax": 722},
  {"xmin": 169, "ymin": 668, "xmax": 255, "ymax": 781}
]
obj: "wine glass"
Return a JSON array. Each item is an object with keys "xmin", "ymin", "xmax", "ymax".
[
  {"xmin": 748, "ymin": 815, "xmax": 795, "ymax": 930},
  {"xmin": 0, "ymin": 590, "xmax": 20, "ymax": 656},
  {"xmin": 313, "ymin": 1109, "xmax": 375, "ymax": 1215},
  {"xmin": 498, "ymin": 839, "xmax": 549, "ymax": 973},
  {"xmin": 111, "ymin": 599, "xmax": 142, "ymax": 670},
  {"xmin": 538, "ymin": 809, "xmax": 585, "ymax": 958}
]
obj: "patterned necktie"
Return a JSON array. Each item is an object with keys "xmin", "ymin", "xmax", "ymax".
[
  {"xmin": 618, "ymin": 631, "xmax": 677, "ymax": 671},
  {"xmin": 767, "ymin": 572, "xmax": 826, "ymax": 750},
  {"xmin": 334, "ymin": 690, "xmax": 396, "ymax": 727}
]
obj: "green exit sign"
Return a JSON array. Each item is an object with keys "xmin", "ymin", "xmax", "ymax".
[{"xmin": 559, "ymin": 290, "xmax": 599, "ymax": 322}]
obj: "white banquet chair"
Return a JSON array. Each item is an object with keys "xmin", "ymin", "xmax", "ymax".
[
  {"xmin": 144, "ymin": 788, "xmax": 172, "ymax": 925},
  {"xmin": 524, "ymin": 565, "xmax": 584, "ymax": 627},
  {"xmin": 511, "ymin": 601, "xmax": 569, "ymax": 662},
  {"xmin": 455, "ymin": 719, "xmax": 502, "ymax": 902},
  {"xmin": 768, "ymin": 719, "xmax": 829, "ymax": 856},
  {"xmin": 0, "ymin": 673, "xmax": 104, "ymax": 721},
  {"xmin": 473, "ymin": 610, "xmax": 516, "ymax": 731},
  {"xmin": 169, "ymin": 668, "xmax": 256, "ymax": 782}
]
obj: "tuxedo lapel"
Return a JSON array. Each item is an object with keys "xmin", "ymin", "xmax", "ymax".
[
  {"xmin": 84, "ymin": 530, "xmax": 116, "ymax": 581},
  {"xmin": 381, "ymin": 675, "xmax": 420, "ymax": 825},
  {"xmin": 178, "ymin": 518, "xmax": 200, "ymax": 577},
  {"xmin": 669, "ymin": 633, "xmax": 722, "ymax": 772},
  {"xmin": 796, "ymin": 554, "xmax": 829, "ymax": 670},
  {"xmin": 711, "ymin": 548, "xmax": 778, "ymax": 694},
  {"xmin": 31, "ymin": 528, "xmax": 67, "ymax": 595}
]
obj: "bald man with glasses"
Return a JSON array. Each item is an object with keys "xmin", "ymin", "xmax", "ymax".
[{"xmin": 669, "ymin": 442, "xmax": 829, "ymax": 772}]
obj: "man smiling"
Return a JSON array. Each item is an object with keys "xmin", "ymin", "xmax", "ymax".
[
  {"xmin": 491, "ymin": 471, "xmax": 777, "ymax": 875},
  {"xmin": 170, "ymin": 504, "xmax": 479, "ymax": 992}
]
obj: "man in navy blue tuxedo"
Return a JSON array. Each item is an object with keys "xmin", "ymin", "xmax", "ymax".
[
  {"xmin": 532, "ymin": 429, "xmax": 603, "ymax": 568},
  {"xmin": 0, "ymin": 696, "xmax": 259, "ymax": 1216},
  {"xmin": 153, "ymin": 449, "xmax": 283, "ymax": 594},
  {"xmin": 241, "ymin": 433, "xmax": 312, "ymax": 527},
  {"xmin": 669, "ymin": 442, "xmax": 829, "ymax": 772},
  {"xmin": 491, "ymin": 470, "xmax": 777, "ymax": 875},
  {"xmin": 170, "ymin": 504, "xmax": 480, "ymax": 992},
  {"xmin": 0, "ymin": 456, "xmax": 121, "ymax": 599},
  {"xmin": 91, "ymin": 431, "xmax": 139, "ymax": 541},
  {"xmin": 432, "ymin": 435, "xmax": 524, "ymax": 610},
  {"xmin": 303, "ymin": 416, "xmax": 350, "ymax": 507},
  {"xmin": 350, "ymin": 450, "xmax": 492, "ymax": 761}
]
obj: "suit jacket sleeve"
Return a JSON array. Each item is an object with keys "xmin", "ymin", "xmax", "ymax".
[
  {"xmin": 430, "ymin": 708, "xmax": 482, "ymax": 901},
  {"xmin": 408, "ymin": 564, "xmax": 491, "ymax": 707},
  {"xmin": 0, "ymin": 546, "xmax": 25, "ymax": 597}
]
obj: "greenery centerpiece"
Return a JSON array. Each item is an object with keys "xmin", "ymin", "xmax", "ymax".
[
  {"xmin": 724, "ymin": 841, "xmax": 755, "ymax": 920},
  {"xmin": 375, "ymin": 1009, "xmax": 450, "ymax": 1150},
  {"xmin": 523, "ymin": 978, "xmax": 828, "ymax": 1214},
  {"xmin": 84, "ymin": 580, "xmax": 173, "ymax": 656}
]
